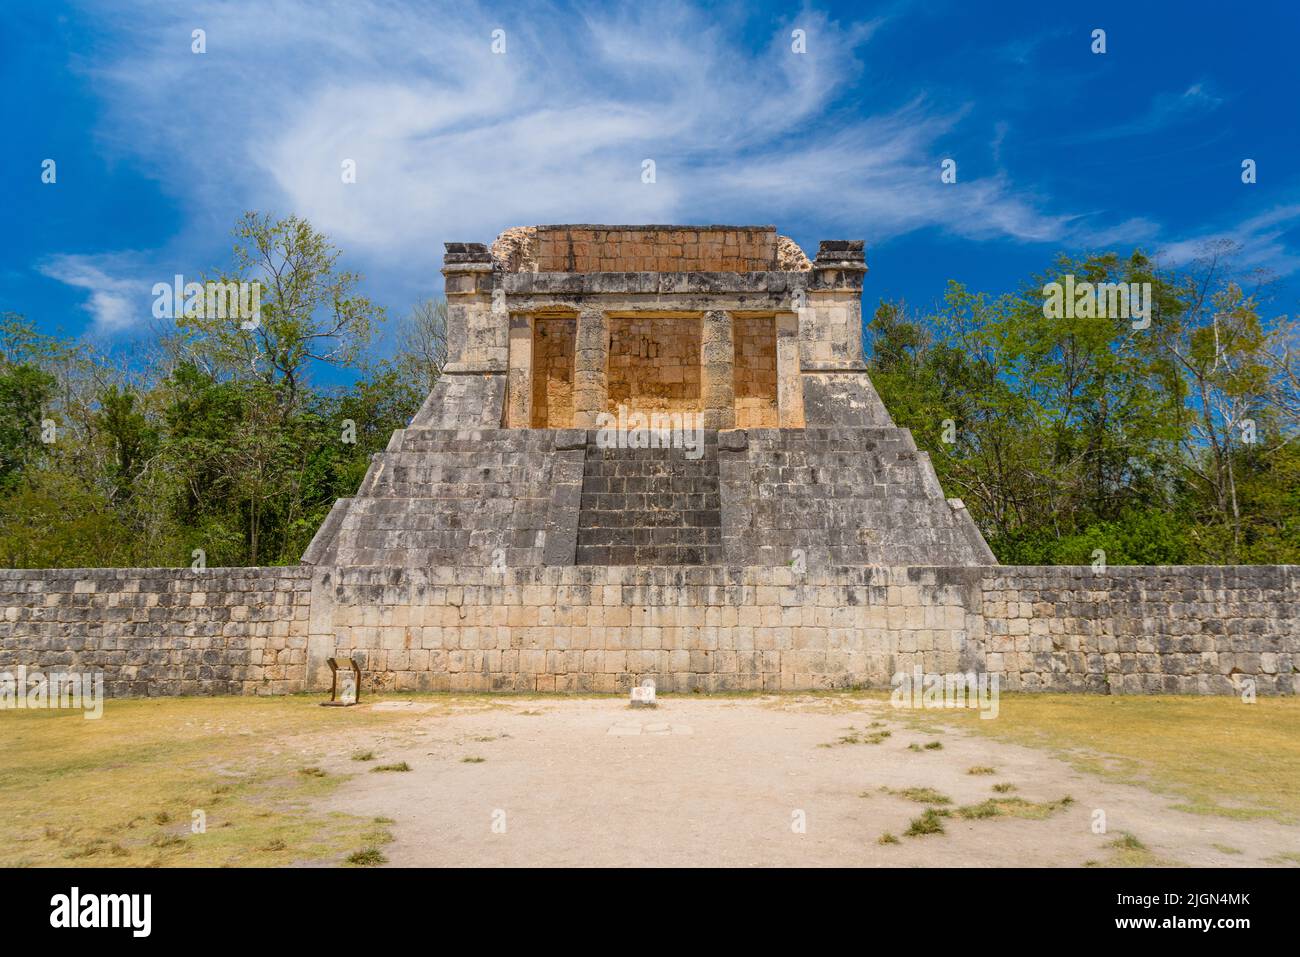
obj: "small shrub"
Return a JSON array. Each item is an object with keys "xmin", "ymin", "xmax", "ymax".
[
  {"xmin": 878, "ymin": 832, "xmax": 900, "ymax": 845},
  {"xmin": 346, "ymin": 847, "xmax": 386, "ymax": 867},
  {"xmin": 1110, "ymin": 833, "xmax": 1145, "ymax": 851},
  {"xmin": 351, "ymin": 751, "xmax": 375, "ymax": 762},
  {"xmin": 372, "ymin": 762, "xmax": 411, "ymax": 773},
  {"xmin": 967, "ymin": 766, "xmax": 996, "ymax": 775},
  {"xmin": 904, "ymin": 809, "xmax": 948, "ymax": 837}
]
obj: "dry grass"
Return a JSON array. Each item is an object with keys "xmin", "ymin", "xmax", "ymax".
[
  {"xmin": 6, "ymin": 689, "xmax": 1297, "ymax": 867},
  {"xmin": 904, "ymin": 694, "xmax": 1300, "ymax": 821},
  {"xmin": 0, "ymin": 694, "xmax": 451, "ymax": 867}
]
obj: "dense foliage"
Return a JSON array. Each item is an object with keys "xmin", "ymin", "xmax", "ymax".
[
  {"xmin": 0, "ymin": 214, "xmax": 444, "ymax": 567},
  {"xmin": 868, "ymin": 245, "xmax": 1300, "ymax": 564}
]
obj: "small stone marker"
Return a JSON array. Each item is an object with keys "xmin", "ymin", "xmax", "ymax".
[
  {"xmin": 337, "ymin": 670, "xmax": 357, "ymax": 705},
  {"xmin": 630, "ymin": 677, "xmax": 656, "ymax": 708}
]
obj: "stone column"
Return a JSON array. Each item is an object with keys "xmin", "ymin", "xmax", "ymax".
[
  {"xmin": 775, "ymin": 312, "xmax": 805, "ymax": 427},
  {"xmin": 573, "ymin": 307, "xmax": 608, "ymax": 428},
  {"xmin": 701, "ymin": 309, "xmax": 736, "ymax": 429},
  {"xmin": 505, "ymin": 313, "xmax": 534, "ymax": 427},
  {"xmin": 799, "ymin": 240, "xmax": 868, "ymax": 369},
  {"xmin": 440, "ymin": 243, "xmax": 500, "ymax": 372}
]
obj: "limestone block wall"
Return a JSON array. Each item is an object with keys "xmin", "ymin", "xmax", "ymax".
[
  {"xmin": 718, "ymin": 428, "xmax": 996, "ymax": 567},
  {"xmin": 314, "ymin": 564, "xmax": 966, "ymax": 693},
  {"xmin": 2, "ymin": 564, "xmax": 1294, "ymax": 698},
  {"xmin": 310, "ymin": 564, "xmax": 1297, "ymax": 695},
  {"xmin": 798, "ymin": 296, "xmax": 863, "ymax": 367},
  {"xmin": 534, "ymin": 225, "xmax": 778, "ymax": 273},
  {"xmin": 311, "ymin": 429, "xmax": 577, "ymax": 568},
  {"xmin": 409, "ymin": 372, "xmax": 506, "ymax": 429},
  {"xmin": 733, "ymin": 315, "xmax": 779, "ymax": 428},
  {"xmin": 984, "ymin": 565, "xmax": 1299, "ymax": 693},
  {"xmin": 530, "ymin": 317, "xmax": 576, "ymax": 427},
  {"xmin": 607, "ymin": 316, "xmax": 702, "ymax": 413},
  {"xmin": 0, "ymin": 567, "xmax": 311, "ymax": 696}
]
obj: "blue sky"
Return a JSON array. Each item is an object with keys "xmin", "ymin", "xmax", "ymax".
[{"xmin": 4, "ymin": 0, "xmax": 1299, "ymax": 380}]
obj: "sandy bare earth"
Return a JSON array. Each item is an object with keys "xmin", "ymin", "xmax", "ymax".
[{"xmin": 314, "ymin": 696, "xmax": 1300, "ymax": 867}]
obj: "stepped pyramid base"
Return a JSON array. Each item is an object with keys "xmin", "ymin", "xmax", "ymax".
[{"xmin": 304, "ymin": 426, "xmax": 994, "ymax": 569}]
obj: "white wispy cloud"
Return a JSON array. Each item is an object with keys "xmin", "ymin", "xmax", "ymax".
[
  {"xmin": 36, "ymin": 254, "xmax": 148, "ymax": 335},
  {"xmin": 1063, "ymin": 81, "xmax": 1224, "ymax": 144},
  {"xmin": 41, "ymin": 0, "xmax": 1296, "ymax": 337},
  {"xmin": 1156, "ymin": 203, "xmax": 1300, "ymax": 278},
  {"xmin": 67, "ymin": 3, "xmax": 1075, "ymax": 259}
]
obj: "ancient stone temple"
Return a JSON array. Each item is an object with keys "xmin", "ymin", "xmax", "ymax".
[
  {"xmin": 2, "ymin": 226, "xmax": 1295, "ymax": 697},
  {"xmin": 302, "ymin": 225, "xmax": 994, "ymax": 571}
]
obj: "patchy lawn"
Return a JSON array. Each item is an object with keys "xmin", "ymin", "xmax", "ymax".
[
  {"xmin": 0, "ymin": 695, "xmax": 477, "ymax": 867},
  {"xmin": 3, "ymin": 690, "xmax": 1298, "ymax": 867},
  {"xmin": 890, "ymin": 694, "xmax": 1300, "ymax": 822}
]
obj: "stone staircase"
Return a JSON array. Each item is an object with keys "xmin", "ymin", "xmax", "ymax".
[{"xmin": 575, "ymin": 432, "xmax": 723, "ymax": 565}]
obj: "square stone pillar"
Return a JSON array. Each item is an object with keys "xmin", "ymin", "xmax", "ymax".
[
  {"xmin": 505, "ymin": 313, "xmax": 534, "ymax": 427},
  {"xmin": 573, "ymin": 307, "xmax": 609, "ymax": 428},
  {"xmin": 701, "ymin": 310, "xmax": 736, "ymax": 429},
  {"xmin": 799, "ymin": 241, "xmax": 868, "ymax": 369},
  {"xmin": 440, "ymin": 243, "xmax": 503, "ymax": 373},
  {"xmin": 776, "ymin": 312, "xmax": 805, "ymax": 427}
]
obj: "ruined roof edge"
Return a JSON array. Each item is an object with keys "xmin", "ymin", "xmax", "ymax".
[{"xmin": 488, "ymin": 225, "xmax": 814, "ymax": 273}]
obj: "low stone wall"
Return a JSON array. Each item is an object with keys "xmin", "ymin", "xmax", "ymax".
[
  {"xmin": 308, "ymin": 565, "xmax": 976, "ymax": 693},
  {"xmin": 1, "ymin": 564, "xmax": 1295, "ymax": 697},
  {"xmin": 312, "ymin": 565, "xmax": 1298, "ymax": 694},
  {"xmin": 0, "ymin": 567, "xmax": 311, "ymax": 696},
  {"xmin": 985, "ymin": 565, "xmax": 1298, "ymax": 694}
]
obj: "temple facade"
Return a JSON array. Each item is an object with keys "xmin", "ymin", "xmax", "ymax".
[{"xmin": 303, "ymin": 225, "xmax": 995, "ymax": 570}]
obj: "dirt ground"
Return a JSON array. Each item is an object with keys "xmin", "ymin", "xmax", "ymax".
[{"xmin": 312, "ymin": 695, "xmax": 1300, "ymax": 867}]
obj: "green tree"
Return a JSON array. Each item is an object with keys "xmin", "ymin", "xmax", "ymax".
[
  {"xmin": 0, "ymin": 364, "xmax": 56, "ymax": 485},
  {"xmin": 181, "ymin": 212, "xmax": 385, "ymax": 410}
]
